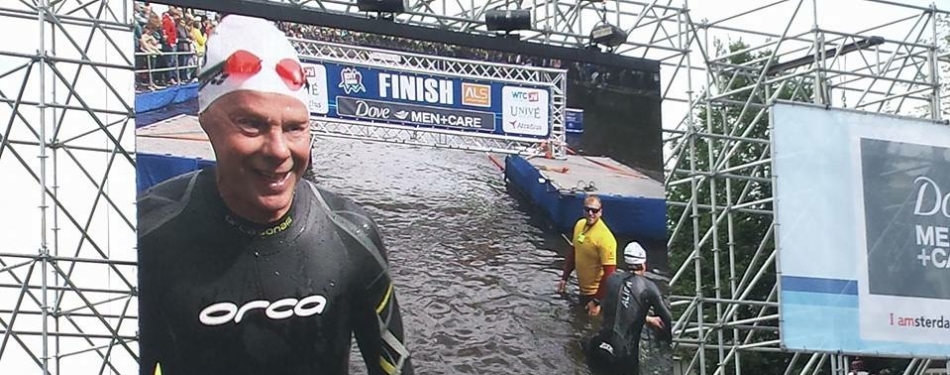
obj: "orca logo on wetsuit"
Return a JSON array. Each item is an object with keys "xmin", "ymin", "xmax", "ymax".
[{"xmin": 198, "ymin": 295, "xmax": 329, "ymax": 326}]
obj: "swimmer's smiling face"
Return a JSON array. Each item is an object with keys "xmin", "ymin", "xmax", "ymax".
[{"xmin": 200, "ymin": 90, "xmax": 311, "ymax": 224}]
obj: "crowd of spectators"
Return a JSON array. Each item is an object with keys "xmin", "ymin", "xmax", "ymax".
[
  {"xmin": 278, "ymin": 22, "xmax": 565, "ymax": 69},
  {"xmin": 134, "ymin": 3, "xmax": 218, "ymax": 91},
  {"xmin": 133, "ymin": 8, "xmax": 656, "ymax": 96},
  {"xmin": 276, "ymin": 22, "xmax": 659, "ymax": 96}
]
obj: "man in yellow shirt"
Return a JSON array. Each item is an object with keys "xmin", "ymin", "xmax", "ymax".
[{"xmin": 557, "ymin": 195, "xmax": 618, "ymax": 316}]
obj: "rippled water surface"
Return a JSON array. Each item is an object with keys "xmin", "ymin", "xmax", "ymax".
[{"xmin": 310, "ymin": 137, "xmax": 670, "ymax": 375}]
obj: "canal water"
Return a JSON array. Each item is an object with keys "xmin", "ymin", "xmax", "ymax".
[{"xmin": 309, "ymin": 137, "xmax": 672, "ymax": 375}]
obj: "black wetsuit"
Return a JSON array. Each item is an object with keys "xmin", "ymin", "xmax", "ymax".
[
  {"xmin": 137, "ymin": 167, "xmax": 413, "ymax": 375},
  {"xmin": 586, "ymin": 271, "xmax": 672, "ymax": 375}
]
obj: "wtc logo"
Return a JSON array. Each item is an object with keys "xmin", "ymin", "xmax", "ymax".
[{"xmin": 510, "ymin": 90, "xmax": 539, "ymax": 102}]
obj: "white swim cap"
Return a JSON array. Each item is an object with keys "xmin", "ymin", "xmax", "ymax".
[
  {"xmin": 623, "ymin": 242, "xmax": 647, "ymax": 265},
  {"xmin": 197, "ymin": 15, "xmax": 309, "ymax": 114}
]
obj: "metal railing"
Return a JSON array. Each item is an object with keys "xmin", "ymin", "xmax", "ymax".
[{"xmin": 134, "ymin": 49, "xmax": 201, "ymax": 90}]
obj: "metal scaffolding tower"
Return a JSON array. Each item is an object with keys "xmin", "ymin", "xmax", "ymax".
[
  {"xmin": 658, "ymin": 1, "xmax": 950, "ymax": 375},
  {"xmin": 0, "ymin": 0, "xmax": 947, "ymax": 374},
  {"xmin": 0, "ymin": 0, "xmax": 138, "ymax": 374}
]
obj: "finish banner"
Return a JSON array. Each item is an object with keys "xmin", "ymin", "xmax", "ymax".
[{"xmin": 301, "ymin": 61, "xmax": 553, "ymax": 137}]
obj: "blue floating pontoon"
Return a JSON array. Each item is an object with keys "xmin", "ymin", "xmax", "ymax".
[{"xmin": 504, "ymin": 154, "xmax": 666, "ymax": 242}]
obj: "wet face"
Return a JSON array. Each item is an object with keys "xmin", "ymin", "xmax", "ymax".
[
  {"xmin": 199, "ymin": 91, "xmax": 311, "ymax": 223},
  {"xmin": 583, "ymin": 197, "xmax": 602, "ymax": 225}
]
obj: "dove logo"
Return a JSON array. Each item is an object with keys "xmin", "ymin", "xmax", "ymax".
[
  {"xmin": 393, "ymin": 110, "xmax": 410, "ymax": 120},
  {"xmin": 353, "ymin": 100, "xmax": 392, "ymax": 120},
  {"xmin": 914, "ymin": 176, "xmax": 950, "ymax": 219}
]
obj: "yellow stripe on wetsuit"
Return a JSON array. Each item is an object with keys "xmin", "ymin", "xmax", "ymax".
[
  {"xmin": 376, "ymin": 283, "xmax": 394, "ymax": 314},
  {"xmin": 380, "ymin": 357, "xmax": 397, "ymax": 375}
]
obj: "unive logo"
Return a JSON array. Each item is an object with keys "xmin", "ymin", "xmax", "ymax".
[
  {"xmin": 198, "ymin": 295, "xmax": 328, "ymax": 326},
  {"xmin": 914, "ymin": 176, "xmax": 950, "ymax": 219}
]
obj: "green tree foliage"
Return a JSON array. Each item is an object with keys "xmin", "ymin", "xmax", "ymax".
[
  {"xmin": 665, "ymin": 36, "xmax": 931, "ymax": 374},
  {"xmin": 666, "ymin": 38, "xmax": 814, "ymax": 374}
]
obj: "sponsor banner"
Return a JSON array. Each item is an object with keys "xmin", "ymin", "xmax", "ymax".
[
  {"xmin": 772, "ymin": 102, "xmax": 950, "ymax": 357},
  {"xmin": 301, "ymin": 60, "xmax": 553, "ymax": 137},
  {"xmin": 566, "ymin": 108, "xmax": 584, "ymax": 133},
  {"xmin": 502, "ymin": 86, "xmax": 549, "ymax": 137},
  {"xmin": 336, "ymin": 96, "xmax": 495, "ymax": 131},
  {"xmin": 303, "ymin": 63, "xmax": 329, "ymax": 115},
  {"xmin": 854, "ymin": 137, "xmax": 950, "ymax": 345},
  {"xmin": 860, "ymin": 138, "xmax": 950, "ymax": 301}
]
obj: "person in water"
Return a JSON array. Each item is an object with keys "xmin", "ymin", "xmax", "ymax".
[
  {"xmin": 585, "ymin": 242, "xmax": 672, "ymax": 375},
  {"xmin": 137, "ymin": 14, "xmax": 414, "ymax": 375},
  {"xmin": 558, "ymin": 195, "xmax": 618, "ymax": 316}
]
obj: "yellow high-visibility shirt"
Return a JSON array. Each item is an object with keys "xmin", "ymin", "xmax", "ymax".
[{"xmin": 571, "ymin": 218, "xmax": 617, "ymax": 296}]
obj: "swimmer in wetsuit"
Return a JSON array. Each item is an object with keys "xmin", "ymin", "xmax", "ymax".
[
  {"xmin": 136, "ymin": 15, "xmax": 413, "ymax": 375},
  {"xmin": 585, "ymin": 242, "xmax": 671, "ymax": 375}
]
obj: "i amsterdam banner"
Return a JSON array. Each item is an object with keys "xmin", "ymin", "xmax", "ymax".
[{"xmin": 860, "ymin": 138, "xmax": 950, "ymax": 300}]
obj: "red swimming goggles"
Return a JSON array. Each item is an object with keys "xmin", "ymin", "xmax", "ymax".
[{"xmin": 199, "ymin": 49, "xmax": 305, "ymax": 91}]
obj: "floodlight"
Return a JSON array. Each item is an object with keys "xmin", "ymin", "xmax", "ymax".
[
  {"xmin": 356, "ymin": 0, "xmax": 407, "ymax": 13},
  {"xmin": 485, "ymin": 9, "xmax": 532, "ymax": 32},
  {"xmin": 590, "ymin": 23, "xmax": 627, "ymax": 48}
]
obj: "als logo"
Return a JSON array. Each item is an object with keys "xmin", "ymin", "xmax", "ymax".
[
  {"xmin": 462, "ymin": 82, "xmax": 491, "ymax": 107},
  {"xmin": 339, "ymin": 67, "xmax": 365, "ymax": 94}
]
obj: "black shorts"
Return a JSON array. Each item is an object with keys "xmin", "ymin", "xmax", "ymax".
[{"xmin": 584, "ymin": 336, "xmax": 640, "ymax": 375}]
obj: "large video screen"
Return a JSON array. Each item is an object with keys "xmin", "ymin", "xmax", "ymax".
[
  {"xmin": 773, "ymin": 102, "xmax": 950, "ymax": 357},
  {"xmin": 133, "ymin": 3, "xmax": 669, "ymax": 375}
]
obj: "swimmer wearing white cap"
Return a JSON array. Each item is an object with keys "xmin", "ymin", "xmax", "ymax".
[
  {"xmin": 583, "ymin": 242, "xmax": 672, "ymax": 375},
  {"xmin": 138, "ymin": 15, "xmax": 415, "ymax": 375},
  {"xmin": 196, "ymin": 14, "xmax": 312, "ymax": 223}
]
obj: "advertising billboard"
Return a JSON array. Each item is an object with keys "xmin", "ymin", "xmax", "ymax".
[
  {"xmin": 133, "ymin": 2, "xmax": 667, "ymax": 374},
  {"xmin": 773, "ymin": 102, "xmax": 950, "ymax": 357},
  {"xmin": 300, "ymin": 60, "xmax": 553, "ymax": 137}
]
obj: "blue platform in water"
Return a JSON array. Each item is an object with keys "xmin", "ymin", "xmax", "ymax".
[
  {"xmin": 135, "ymin": 112, "xmax": 216, "ymax": 193},
  {"xmin": 504, "ymin": 155, "xmax": 666, "ymax": 242},
  {"xmin": 135, "ymin": 85, "xmax": 208, "ymax": 193},
  {"xmin": 135, "ymin": 83, "xmax": 199, "ymax": 114}
]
